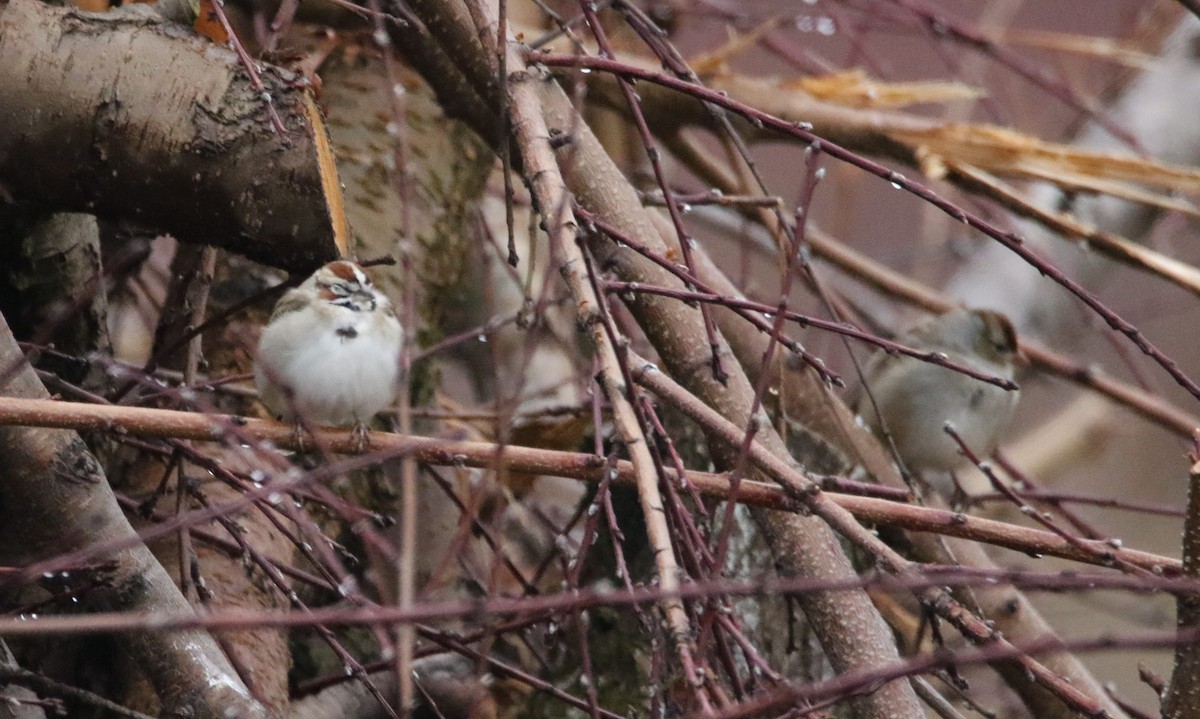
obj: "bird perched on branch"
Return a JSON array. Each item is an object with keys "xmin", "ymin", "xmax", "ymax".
[
  {"xmin": 855, "ymin": 308, "xmax": 1021, "ymax": 496},
  {"xmin": 254, "ymin": 260, "xmax": 402, "ymax": 445}
]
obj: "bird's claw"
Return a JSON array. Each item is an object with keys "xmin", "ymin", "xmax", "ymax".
[
  {"xmin": 291, "ymin": 420, "xmax": 310, "ymax": 453},
  {"xmin": 351, "ymin": 422, "xmax": 371, "ymax": 453}
]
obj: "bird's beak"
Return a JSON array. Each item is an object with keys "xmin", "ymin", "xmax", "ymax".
[{"xmin": 354, "ymin": 291, "xmax": 377, "ymax": 311}]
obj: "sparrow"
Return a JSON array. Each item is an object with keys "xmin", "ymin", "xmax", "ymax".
[
  {"xmin": 254, "ymin": 261, "xmax": 402, "ymax": 444},
  {"xmin": 855, "ymin": 308, "xmax": 1020, "ymax": 493}
]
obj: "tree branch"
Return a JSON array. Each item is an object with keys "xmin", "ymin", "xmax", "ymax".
[
  {"xmin": 0, "ymin": 395, "xmax": 1176, "ymax": 574},
  {"xmin": 0, "ymin": 314, "xmax": 266, "ymax": 719},
  {"xmin": 0, "ymin": 0, "xmax": 343, "ymax": 271}
]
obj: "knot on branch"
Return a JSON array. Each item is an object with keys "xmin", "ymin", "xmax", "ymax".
[{"xmin": 51, "ymin": 438, "xmax": 104, "ymax": 485}]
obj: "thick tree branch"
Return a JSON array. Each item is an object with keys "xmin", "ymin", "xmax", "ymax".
[
  {"xmin": 0, "ymin": 0, "xmax": 343, "ymax": 271},
  {"xmin": 0, "ymin": 314, "xmax": 266, "ymax": 719},
  {"xmin": 680, "ymin": 130, "xmax": 1132, "ymax": 719},
  {"xmin": 394, "ymin": 2, "xmax": 928, "ymax": 716}
]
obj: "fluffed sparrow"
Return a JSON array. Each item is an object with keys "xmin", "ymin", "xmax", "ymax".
[
  {"xmin": 255, "ymin": 261, "xmax": 402, "ymax": 440},
  {"xmin": 855, "ymin": 308, "xmax": 1020, "ymax": 493}
]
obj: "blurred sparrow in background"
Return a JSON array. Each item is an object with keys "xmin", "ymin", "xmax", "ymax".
[
  {"xmin": 255, "ymin": 260, "xmax": 402, "ymax": 445},
  {"xmin": 856, "ymin": 308, "xmax": 1020, "ymax": 495}
]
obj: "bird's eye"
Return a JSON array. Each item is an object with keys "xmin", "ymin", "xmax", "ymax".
[{"xmin": 329, "ymin": 284, "xmax": 349, "ymax": 296}]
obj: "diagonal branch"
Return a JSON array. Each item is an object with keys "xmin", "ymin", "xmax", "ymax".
[
  {"xmin": 0, "ymin": 313, "xmax": 266, "ymax": 719},
  {"xmin": 628, "ymin": 355, "xmax": 1114, "ymax": 719},
  {"xmin": 459, "ymin": 0, "xmax": 714, "ymax": 708},
  {"xmin": 396, "ymin": 3, "xmax": 926, "ymax": 716},
  {"xmin": 0, "ymin": 0, "xmax": 344, "ymax": 271}
]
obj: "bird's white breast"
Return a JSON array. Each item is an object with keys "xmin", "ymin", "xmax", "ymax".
[{"xmin": 255, "ymin": 304, "xmax": 402, "ymax": 427}]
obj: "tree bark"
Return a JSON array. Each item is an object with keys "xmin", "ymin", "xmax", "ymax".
[
  {"xmin": 0, "ymin": 211, "xmax": 110, "ymax": 390},
  {"xmin": 678, "ymin": 134, "xmax": 1134, "ymax": 719},
  {"xmin": 395, "ymin": 2, "xmax": 926, "ymax": 716},
  {"xmin": 1164, "ymin": 456, "xmax": 1200, "ymax": 718},
  {"xmin": 0, "ymin": 641, "xmax": 46, "ymax": 719},
  {"xmin": 0, "ymin": 0, "xmax": 342, "ymax": 271},
  {"xmin": 0, "ymin": 312, "xmax": 267, "ymax": 719}
]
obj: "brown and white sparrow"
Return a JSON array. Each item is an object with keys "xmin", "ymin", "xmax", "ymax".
[
  {"xmin": 255, "ymin": 261, "xmax": 402, "ymax": 437},
  {"xmin": 855, "ymin": 308, "xmax": 1020, "ymax": 493}
]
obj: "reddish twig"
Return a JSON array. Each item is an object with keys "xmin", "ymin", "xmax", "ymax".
[
  {"xmin": 532, "ymin": 51, "xmax": 1200, "ymax": 404},
  {"xmin": 209, "ymin": 0, "xmax": 289, "ymax": 138},
  {"xmin": 0, "ymin": 396, "xmax": 1177, "ymax": 575},
  {"xmin": 577, "ymin": 0, "xmax": 728, "ymax": 385}
]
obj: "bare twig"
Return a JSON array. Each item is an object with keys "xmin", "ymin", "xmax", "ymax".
[
  {"xmin": 458, "ymin": 0, "xmax": 712, "ymax": 707},
  {"xmin": 0, "ymin": 398, "xmax": 1172, "ymax": 574},
  {"xmin": 629, "ymin": 357, "xmax": 1118, "ymax": 717},
  {"xmin": 0, "ymin": 315, "xmax": 267, "ymax": 719},
  {"xmin": 532, "ymin": 51, "xmax": 1200, "ymax": 403}
]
